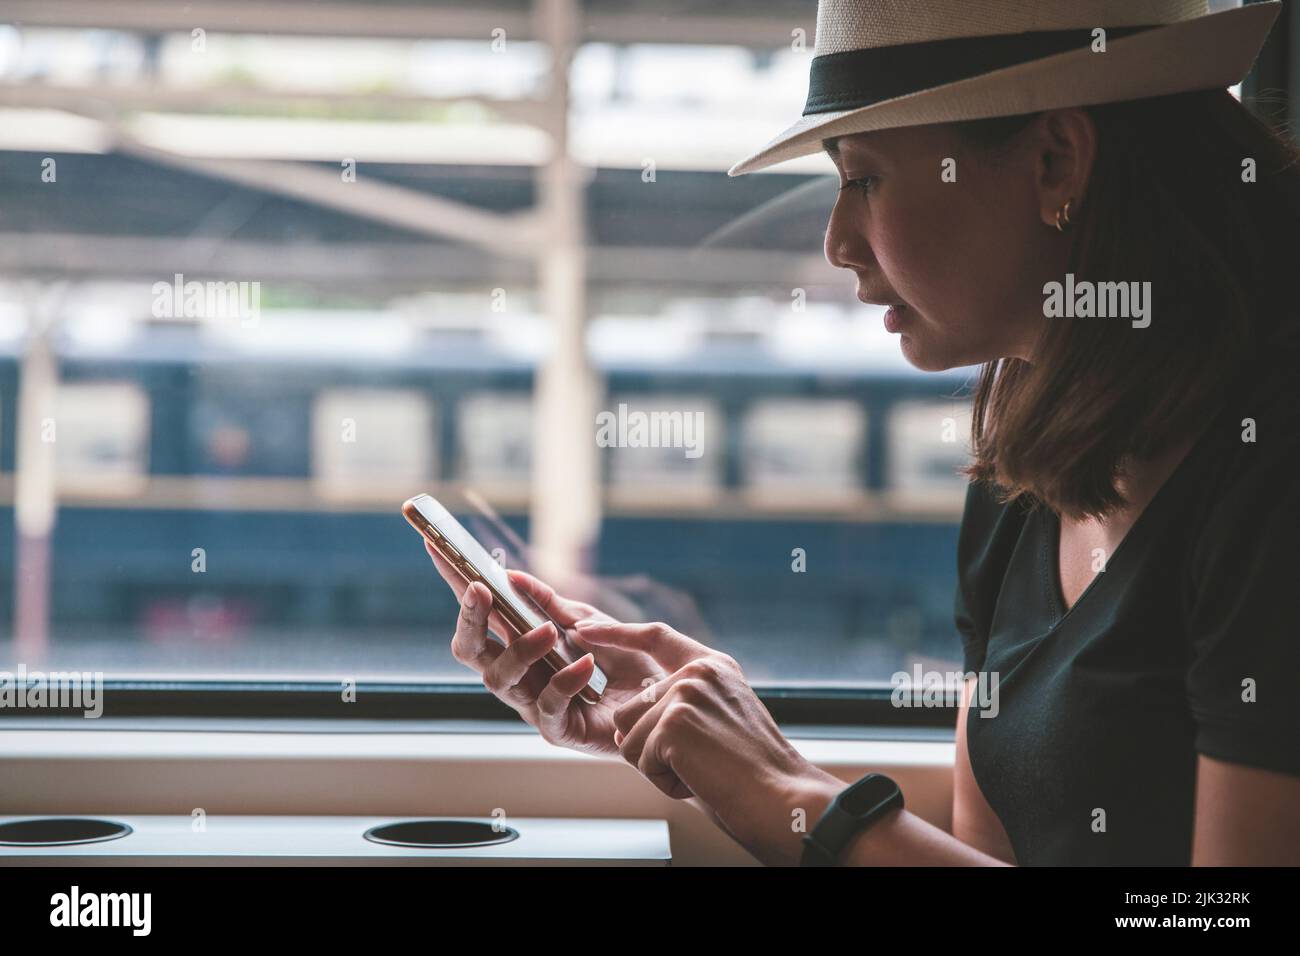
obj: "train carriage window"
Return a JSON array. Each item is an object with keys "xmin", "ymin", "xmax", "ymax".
[
  {"xmin": 189, "ymin": 391, "xmax": 308, "ymax": 476},
  {"xmin": 53, "ymin": 382, "xmax": 149, "ymax": 495},
  {"xmin": 603, "ymin": 394, "xmax": 723, "ymax": 504},
  {"xmin": 311, "ymin": 388, "xmax": 435, "ymax": 499},
  {"xmin": 887, "ymin": 399, "xmax": 974, "ymax": 509},
  {"xmin": 740, "ymin": 398, "xmax": 865, "ymax": 505},
  {"xmin": 456, "ymin": 392, "xmax": 532, "ymax": 491}
]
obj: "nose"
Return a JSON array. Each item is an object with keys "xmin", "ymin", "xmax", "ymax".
[{"xmin": 823, "ymin": 191, "xmax": 866, "ymax": 272}]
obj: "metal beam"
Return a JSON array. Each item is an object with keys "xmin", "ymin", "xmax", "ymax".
[
  {"xmin": 529, "ymin": 0, "xmax": 601, "ymax": 581},
  {"xmin": 0, "ymin": 1, "xmax": 534, "ymax": 42},
  {"xmin": 0, "ymin": 0, "xmax": 810, "ymax": 46},
  {"xmin": 0, "ymin": 234, "xmax": 835, "ymax": 293},
  {"xmin": 0, "ymin": 234, "xmax": 530, "ymax": 290},
  {"xmin": 39, "ymin": 100, "xmax": 548, "ymax": 255},
  {"xmin": 0, "ymin": 82, "xmax": 548, "ymax": 131}
]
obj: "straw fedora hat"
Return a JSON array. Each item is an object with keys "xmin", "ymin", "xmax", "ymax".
[{"xmin": 728, "ymin": 0, "xmax": 1282, "ymax": 176}]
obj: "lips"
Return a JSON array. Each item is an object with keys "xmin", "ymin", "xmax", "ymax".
[
  {"xmin": 857, "ymin": 289, "xmax": 905, "ymax": 308},
  {"xmin": 855, "ymin": 284, "xmax": 911, "ymax": 332}
]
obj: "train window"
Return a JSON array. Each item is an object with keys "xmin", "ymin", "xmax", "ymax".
[
  {"xmin": 311, "ymin": 388, "xmax": 435, "ymax": 498},
  {"xmin": 739, "ymin": 398, "xmax": 865, "ymax": 504},
  {"xmin": 887, "ymin": 399, "xmax": 974, "ymax": 504},
  {"xmin": 456, "ymin": 392, "xmax": 532, "ymax": 490},
  {"xmin": 53, "ymin": 382, "xmax": 149, "ymax": 494},
  {"xmin": 189, "ymin": 385, "xmax": 312, "ymax": 477},
  {"xmin": 0, "ymin": 12, "xmax": 1048, "ymax": 702},
  {"xmin": 603, "ymin": 394, "xmax": 723, "ymax": 503}
]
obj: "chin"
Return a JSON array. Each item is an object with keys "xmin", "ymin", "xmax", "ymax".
[
  {"xmin": 898, "ymin": 335, "xmax": 958, "ymax": 372},
  {"xmin": 897, "ymin": 324, "xmax": 995, "ymax": 371}
]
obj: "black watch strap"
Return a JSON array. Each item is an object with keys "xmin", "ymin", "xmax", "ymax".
[{"xmin": 801, "ymin": 772, "xmax": 904, "ymax": 866}]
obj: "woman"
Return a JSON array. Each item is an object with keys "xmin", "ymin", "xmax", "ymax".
[{"xmin": 428, "ymin": 0, "xmax": 1300, "ymax": 865}]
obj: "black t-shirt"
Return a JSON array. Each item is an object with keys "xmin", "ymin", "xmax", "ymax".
[{"xmin": 955, "ymin": 353, "xmax": 1299, "ymax": 866}]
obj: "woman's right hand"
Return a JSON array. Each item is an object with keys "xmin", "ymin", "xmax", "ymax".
[{"xmin": 425, "ymin": 540, "xmax": 667, "ymax": 757}]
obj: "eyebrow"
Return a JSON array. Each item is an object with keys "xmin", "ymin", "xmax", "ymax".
[{"xmin": 823, "ymin": 135, "xmax": 881, "ymax": 164}]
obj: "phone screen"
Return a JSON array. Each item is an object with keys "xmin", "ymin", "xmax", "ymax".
[{"xmin": 408, "ymin": 495, "xmax": 607, "ymax": 695}]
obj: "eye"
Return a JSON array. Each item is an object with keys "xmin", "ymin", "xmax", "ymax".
[{"xmin": 839, "ymin": 175, "xmax": 876, "ymax": 197}]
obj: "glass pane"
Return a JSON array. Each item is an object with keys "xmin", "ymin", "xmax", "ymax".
[
  {"xmin": 740, "ymin": 397, "xmax": 865, "ymax": 500},
  {"xmin": 888, "ymin": 399, "xmax": 974, "ymax": 501},
  {"xmin": 312, "ymin": 388, "xmax": 436, "ymax": 497},
  {"xmin": 456, "ymin": 392, "xmax": 532, "ymax": 489},
  {"xmin": 54, "ymin": 382, "xmax": 150, "ymax": 493},
  {"xmin": 0, "ymin": 8, "xmax": 990, "ymax": 693},
  {"xmin": 605, "ymin": 395, "xmax": 723, "ymax": 498}
]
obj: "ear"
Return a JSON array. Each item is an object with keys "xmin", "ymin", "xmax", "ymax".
[{"xmin": 1031, "ymin": 108, "xmax": 1097, "ymax": 229}]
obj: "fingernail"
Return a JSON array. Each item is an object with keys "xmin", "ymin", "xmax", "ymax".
[
  {"xmin": 463, "ymin": 587, "xmax": 477, "ymax": 609},
  {"xmin": 574, "ymin": 620, "xmax": 594, "ymax": 629}
]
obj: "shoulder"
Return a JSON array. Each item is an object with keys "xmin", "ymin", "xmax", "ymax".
[
  {"xmin": 956, "ymin": 478, "xmax": 1034, "ymax": 582},
  {"xmin": 954, "ymin": 478, "xmax": 1035, "ymax": 665},
  {"xmin": 1182, "ymin": 348, "xmax": 1300, "ymax": 577},
  {"xmin": 1179, "ymin": 347, "xmax": 1300, "ymax": 775}
]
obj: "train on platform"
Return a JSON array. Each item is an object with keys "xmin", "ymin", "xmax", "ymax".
[{"xmin": 0, "ymin": 312, "xmax": 978, "ymax": 684}]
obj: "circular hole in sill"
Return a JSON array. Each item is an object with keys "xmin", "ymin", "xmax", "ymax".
[
  {"xmin": 363, "ymin": 819, "xmax": 520, "ymax": 849},
  {"xmin": 0, "ymin": 817, "xmax": 133, "ymax": 847}
]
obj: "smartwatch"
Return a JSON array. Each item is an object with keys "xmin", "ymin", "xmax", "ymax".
[{"xmin": 800, "ymin": 772, "xmax": 904, "ymax": 866}]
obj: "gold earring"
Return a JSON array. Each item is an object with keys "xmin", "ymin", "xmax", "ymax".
[{"xmin": 1055, "ymin": 199, "xmax": 1074, "ymax": 232}]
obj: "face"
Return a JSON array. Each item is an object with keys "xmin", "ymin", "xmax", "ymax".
[{"xmin": 823, "ymin": 122, "xmax": 1072, "ymax": 371}]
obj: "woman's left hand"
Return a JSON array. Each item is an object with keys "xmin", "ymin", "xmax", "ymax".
[{"xmin": 574, "ymin": 619, "xmax": 844, "ymax": 865}]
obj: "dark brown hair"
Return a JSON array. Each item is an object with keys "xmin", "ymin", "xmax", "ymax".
[{"xmin": 953, "ymin": 89, "xmax": 1300, "ymax": 520}]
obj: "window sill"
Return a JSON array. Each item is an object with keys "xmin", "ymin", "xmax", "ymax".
[
  {"xmin": 0, "ymin": 718, "xmax": 954, "ymax": 762},
  {"xmin": 0, "ymin": 720, "xmax": 956, "ymax": 865}
]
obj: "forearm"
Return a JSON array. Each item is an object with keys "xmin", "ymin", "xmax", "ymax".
[
  {"xmin": 742, "ymin": 771, "xmax": 1013, "ymax": 866},
  {"xmin": 687, "ymin": 795, "xmax": 728, "ymax": 832},
  {"xmin": 838, "ymin": 806, "xmax": 1011, "ymax": 866}
]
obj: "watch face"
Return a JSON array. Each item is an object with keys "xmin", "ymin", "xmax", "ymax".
[{"xmin": 840, "ymin": 773, "xmax": 900, "ymax": 816}]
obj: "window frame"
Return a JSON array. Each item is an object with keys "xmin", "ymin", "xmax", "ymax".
[
  {"xmin": 35, "ymin": 17, "xmax": 1296, "ymax": 735},
  {"xmin": 0, "ymin": 679, "xmax": 957, "ymax": 729}
]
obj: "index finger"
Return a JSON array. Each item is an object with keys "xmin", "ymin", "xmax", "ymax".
[
  {"xmin": 425, "ymin": 539, "xmax": 514, "ymax": 643},
  {"xmin": 572, "ymin": 621, "xmax": 709, "ymax": 671},
  {"xmin": 507, "ymin": 568, "xmax": 604, "ymax": 627}
]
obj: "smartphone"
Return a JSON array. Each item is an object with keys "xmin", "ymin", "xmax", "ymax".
[{"xmin": 403, "ymin": 493, "xmax": 607, "ymax": 704}]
